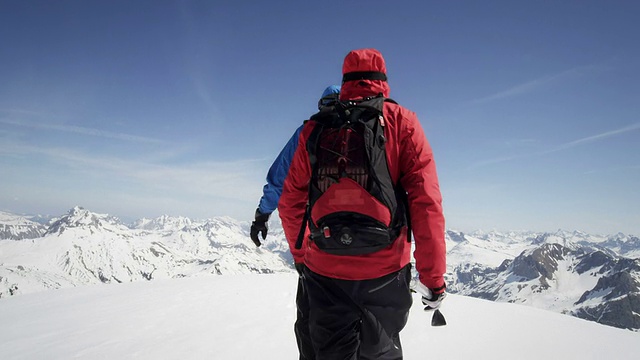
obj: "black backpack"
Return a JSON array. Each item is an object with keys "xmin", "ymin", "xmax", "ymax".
[{"xmin": 295, "ymin": 95, "xmax": 409, "ymax": 255}]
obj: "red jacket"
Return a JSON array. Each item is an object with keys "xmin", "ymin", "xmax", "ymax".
[{"xmin": 278, "ymin": 49, "xmax": 446, "ymax": 290}]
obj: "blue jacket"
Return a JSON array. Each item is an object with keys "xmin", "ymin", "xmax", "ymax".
[{"xmin": 258, "ymin": 124, "xmax": 304, "ymax": 214}]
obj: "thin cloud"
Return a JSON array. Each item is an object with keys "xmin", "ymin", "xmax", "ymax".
[
  {"xmin": 0, "ymin": 118, "xmax": 164, "ymax": 144},
  {"xmin": 469, "ymin": 65, "xmax": 600, "ymax": 105},
  {"xmin": 0, "ymin": 142, "xmax": 264, "ymax": 201},
  {"xmin": 469, "ymin": 122, "xmax": 640, "ymax": 170},
  {"xmin": 544, "ymin": 122, "xmax": 640, "ymax": 154}
]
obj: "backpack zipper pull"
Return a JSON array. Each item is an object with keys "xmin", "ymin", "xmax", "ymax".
[
  {"xmin": 323, "ymin": 226, "xmax": 331, "ymax": 238},
  {"xmin": 378, "ymin": 115, "xmax": 387, "ymax": 146}
]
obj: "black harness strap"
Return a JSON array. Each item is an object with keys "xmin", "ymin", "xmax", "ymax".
[{"xmin": 294, "ymin": 204, "xmax": 310, "ymax": 250}]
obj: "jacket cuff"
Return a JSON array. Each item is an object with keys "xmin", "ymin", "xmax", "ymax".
[{"xmin": 254, "ymin": 208, "xmax": 271, "ymax": 222}]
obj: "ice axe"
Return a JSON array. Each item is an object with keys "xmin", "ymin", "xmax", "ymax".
[
  {"xmin": 423, "ymin": 303, "xmax": 447, "ymax": 326},
  {"xmin": 430, "ymin": 309, "xmax": 447, "ymax": 326}
]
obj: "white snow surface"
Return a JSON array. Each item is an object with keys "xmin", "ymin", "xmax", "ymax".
[{"xmin": 1, "ymin": 274, "xmax": 639, "ymax": 360}]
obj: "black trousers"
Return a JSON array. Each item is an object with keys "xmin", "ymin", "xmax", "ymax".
[
  {"xmin": 302, "ymin": 265, "xmax": 413, "ymax": 360},
  {"xmin": 295, "ymin": 272, "xmax": 315, "ymax": 360}
]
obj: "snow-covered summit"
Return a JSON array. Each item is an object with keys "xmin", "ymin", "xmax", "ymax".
[{"xmin": 45, "ymin": 206, "xmax": 126, "ymax": 235}]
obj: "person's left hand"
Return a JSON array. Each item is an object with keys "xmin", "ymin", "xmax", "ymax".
[{"xmin": 250, "ymin": 209, "xmax": 270, "ymax": 247}]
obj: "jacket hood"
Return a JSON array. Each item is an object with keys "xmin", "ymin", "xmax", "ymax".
[{"xmin": 340, "ymin": 48, "xmax": 390, "ymax": 100}]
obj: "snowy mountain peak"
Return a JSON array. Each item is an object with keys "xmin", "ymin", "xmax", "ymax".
[
  {"xmin": 445, "ymin": 230, "xmax": 467, "ymax": 243},
  {"xmin": 511, "ymin": 243, "xmax": 569, "ymax": 281},
  {"xmin": 44, "ymin": 206, "xmax": 125, "ymax": 235}
]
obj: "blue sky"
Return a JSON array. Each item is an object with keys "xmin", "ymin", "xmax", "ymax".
[{"xmin": 1, "ymin": 1, "xmax": 638, "ymax": 235}]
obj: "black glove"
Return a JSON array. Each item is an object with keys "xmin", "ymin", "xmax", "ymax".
[{"xmin": 250, "ymin": 209, "xmax": 270, "ymax": 247}]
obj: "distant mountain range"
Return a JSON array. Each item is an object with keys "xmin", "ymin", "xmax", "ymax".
[
  {"xmin": 445, "ymin": 230, "xmax": 640, "ymax": 331},
  {"xmin": 0, "ymin": 207, "xmax": 291, "ymax": 298},
  {"xmin": 1, "ymin": 207, "xmax": 638, "ymax": 331}
]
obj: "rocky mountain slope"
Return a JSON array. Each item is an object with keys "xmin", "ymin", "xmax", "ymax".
[{"xmin": 446, "ymin": 230, "xmax": 640, "ymax": 331}]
